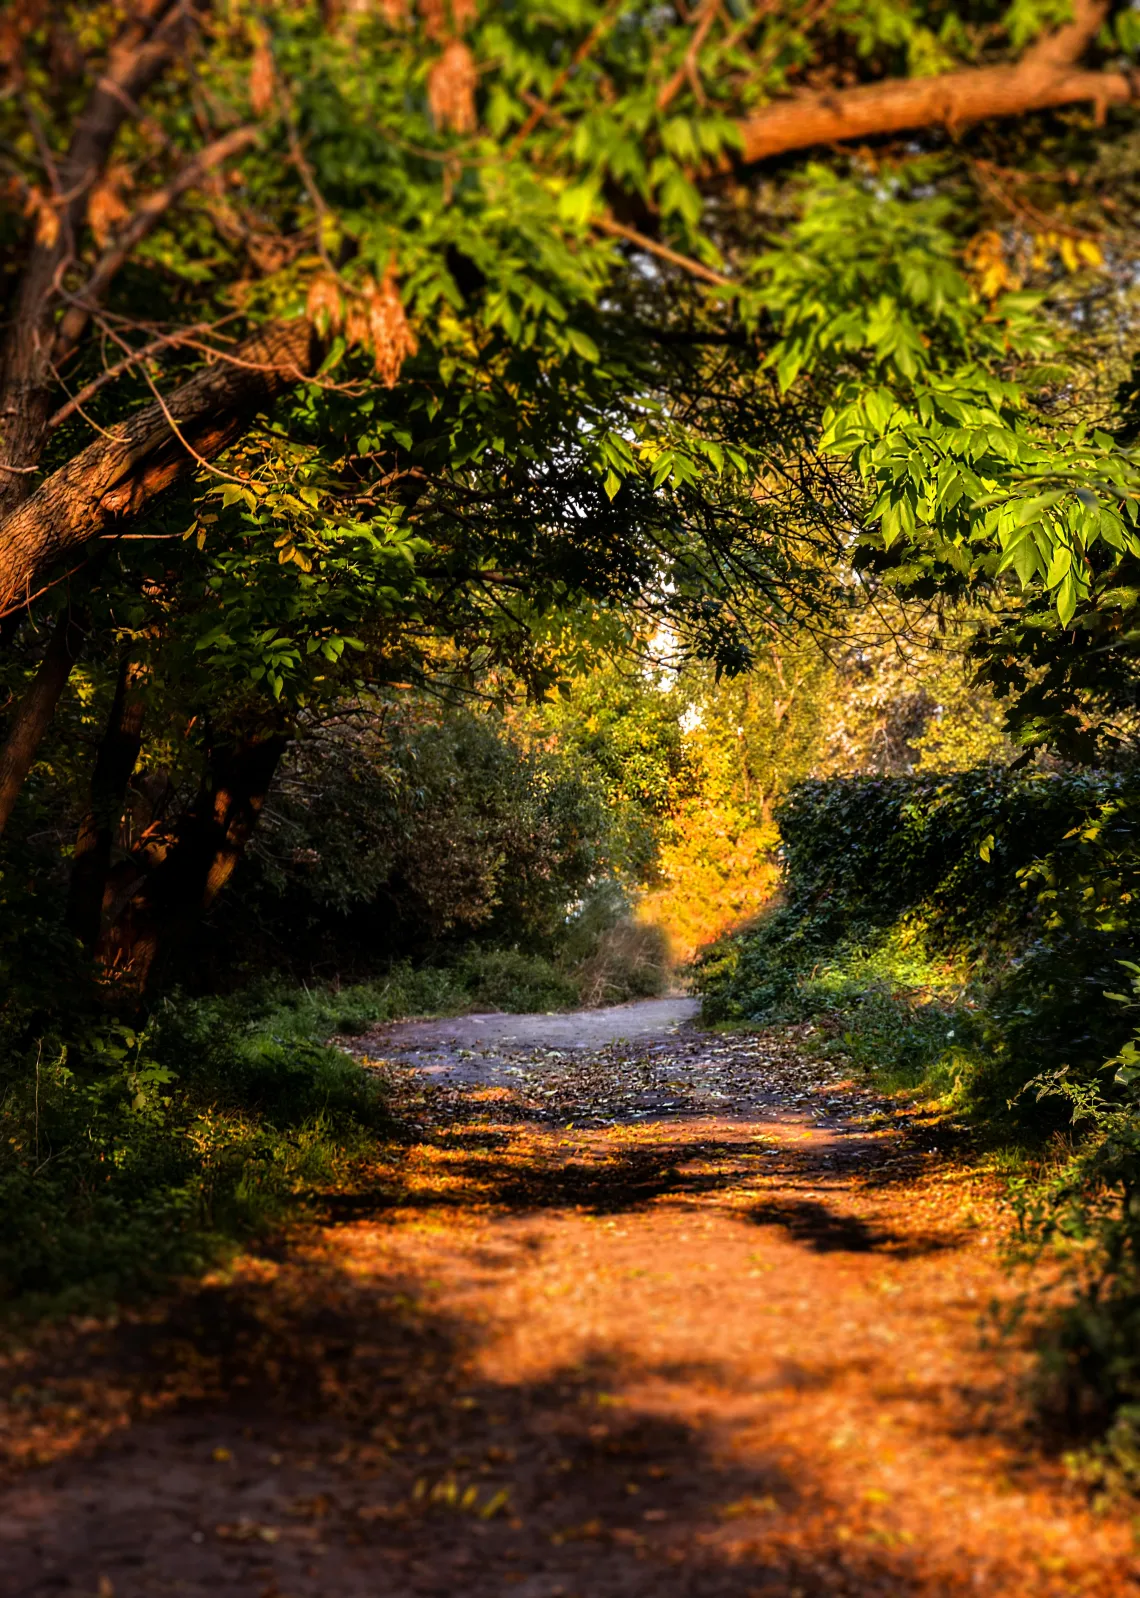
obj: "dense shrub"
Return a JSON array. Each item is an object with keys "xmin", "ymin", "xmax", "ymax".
[
  {"xmin": 0, "ymin": 989, "xmax": 390, "ymax": 1318},
  {"xmin": 698, "ymin": 768, "xmax": 1140, "ymax": 1100},
  {"xmin": 775, "ymin": 769, "xmax": 1139, "ymax": 965},
  {"xmin": 196, "ymin": 705, "xmax": 619, "ymax": 982}
]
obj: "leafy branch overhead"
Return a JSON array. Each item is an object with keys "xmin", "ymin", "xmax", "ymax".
[{"xmin": 0, "ymin": 0, "xmax": 1136, "ymax": 608}]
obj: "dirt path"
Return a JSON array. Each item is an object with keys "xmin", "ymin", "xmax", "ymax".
[{"xmin": 2, "ymin": 1001, "xmax": 1138, "ymax": 1596}]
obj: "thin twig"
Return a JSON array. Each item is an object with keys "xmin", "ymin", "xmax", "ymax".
[
  {"xmin": 47, "ymin": 318, "xmax": 235, "ymax": 429},
  {"xmin": 596, "ymin": 216, "xmax": 733, "ymax": 288},
  {"xmin": 657, "ymin": 0, "xmax": 719, "ymax": 113}
]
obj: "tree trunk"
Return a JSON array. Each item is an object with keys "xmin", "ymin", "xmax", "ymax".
[
  {"xmin": 0, "ymin": 319, "xmax": 320, "ymax": 618},
  {"xmin": 66, "ymin": 656, "xmax": 147, "ymax": 953},
  {"xmin": 104, "ymin": 728, "xmax": 287, "ymax": 992},
  {"xmin": 0, "ymin": 607, "xmax": 86, "ymax": 835}
]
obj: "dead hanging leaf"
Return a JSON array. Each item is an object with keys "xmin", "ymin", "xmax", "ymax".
[
  {"xmin": 378, "ymin": 0, "xmax": 410, "ymax": 26},
  {"xmin": 428, "ymin": 40, "xmax": 477, "ymax": 134},
  {"xmin": 450, "ymin": 0, "xmax": 477, "ymax": 31},
  {"xmin": 963, "ymin": 230, "xmax": 1020, "ymax": 302},
  {"xmin": 366, "ymin": 267, "xmax": 418, "ymax": 385},
  {"xmin": 331, "ymin": 266, "xmax": 416, "ymax": 384},
  {"xmin": 88, "ymin": 165, "xmax": 133, "ymax": 248},
  {"xmin": 24, "ymin": 186, "xmax": 59, "ymax": 249},
  {"xmin": 306, "ymin": 274, "xmax": 345, "ymax": 335},
  {"xmin": 343, "ymin": 300, "xmax": 372, "ymax": 351},
  {"xmin": 249, "ymin": 37, "xmax": 276, "ymax": 116},
  {"xmin": 419, "ymin": 0, "xmax": 448, "ymax": 42}
]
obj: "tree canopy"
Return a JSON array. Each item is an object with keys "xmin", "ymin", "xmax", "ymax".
[{"xmin": 4, "ymin": 0, "xmax": 1140, "ymax": 980}]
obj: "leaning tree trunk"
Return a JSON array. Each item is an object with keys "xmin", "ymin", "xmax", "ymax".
[
  {"xmin": 0, "ymin": 319, "xmax": 321, "ymax": 619},
  {"xmin": 0, "ymin": 606, "xmax": 86, "ymax": 835},
  {"xmin": 66, "ymin": 655, "xmax": 147, "ymax": 953},
  {"xmin": 104, "ymin": 727, "xmax": 287, "ymax": 992}
]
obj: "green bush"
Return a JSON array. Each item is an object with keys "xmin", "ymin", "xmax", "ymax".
[
  {"xmin": 697, "ymin": 768, "xmax": 1140, "ymax": 1107},
  {"xmin": 0, "ymin": 996, "xmax": 390, "ymax": 1319}
]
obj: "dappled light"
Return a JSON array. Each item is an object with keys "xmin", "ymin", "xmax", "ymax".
[{"xmin": 4, "ymin": 1037, "xmax": 1137, "ymax": 1596}]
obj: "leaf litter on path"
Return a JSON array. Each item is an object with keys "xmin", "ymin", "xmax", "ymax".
[{"xmin": 1, "ymin": 1001, "xmax": 1137, "ymax": 1596}]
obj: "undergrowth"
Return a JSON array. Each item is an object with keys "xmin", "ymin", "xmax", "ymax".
[
  {"xmin": 0, "ymin": 944, "xmax": 629, "ymax": 1324},
  {"xmin": 700, "ymin": 912, "xmax": 979, "ymax": 1099}
]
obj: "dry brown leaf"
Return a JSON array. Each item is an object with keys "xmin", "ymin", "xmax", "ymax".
[
  {"xmin": 88, "ymin": 167, "xmax": 132, "ymax": 248},
  {"xmin": 306, "ymin": 274, "xmax": 345, "ymax": 334},
  {"xmin": 451, "ymin": 0, "xmax": 477, "ymax": 32},
  {"xmin": 366, "ymin": 266, "xmax": 418, "ymax": 386},
  {"xmin": 343, "ymin": 301, "xmax": 372, "ymax": 351},
  {"xmin": 428, "ymin": 40, "xmax": 477, "ymax": 135},
  {"xmin": 419, "ymin": 0, "xmax": 448, "ymax": 42},
  {"xmin": 250, "ymin": 38, "xmax": 276, "ymax": 117}
]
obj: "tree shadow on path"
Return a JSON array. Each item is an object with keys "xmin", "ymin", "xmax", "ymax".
[{"xmin": 1, "ymin": 1112, "xmax": 1132, "ymax": 1598}]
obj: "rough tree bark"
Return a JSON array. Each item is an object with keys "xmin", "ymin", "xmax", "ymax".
[
  {"xmin": 103, "ymin": 728, "xmax": 288, "ymax": 991},
  {"xmin": 66, "ymin": 655, "xmax": 147, "ymax": 953},
  {"xmin": 735, "ymin": 0, "xmax": 1125, "ymax": 166},
  {"xmin": 0, "ymin": 319, "xmax": 321, "ymax": 617},
  {"xmin": 0, "ymin": 606, "xmax": 86, "ymax": 833}
]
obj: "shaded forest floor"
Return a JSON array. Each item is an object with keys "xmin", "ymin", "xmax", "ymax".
[{"xmin": 2, "ymin": 1005, "xmax": 1138, "ymax": 1596}]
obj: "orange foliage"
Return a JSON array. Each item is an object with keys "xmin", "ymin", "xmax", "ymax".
[{"xmin": 638, "ymin": 801, "xmax": 780, "ymax": 965}]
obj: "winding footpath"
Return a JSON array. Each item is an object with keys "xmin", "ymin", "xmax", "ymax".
[{"xmin": 2, "ymin": 999, "xmax": 1139, "ymax": 1596}]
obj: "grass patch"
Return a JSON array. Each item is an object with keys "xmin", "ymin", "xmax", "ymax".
[
  {"xmin": 0, "ymin": 948, "xmax": 593, "ymax": 1325},
  {"xmin": 698, "ymin": 912, "xmax": 979, "ymax": 1100}
]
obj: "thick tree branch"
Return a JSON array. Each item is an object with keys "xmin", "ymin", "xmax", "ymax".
[
  {"xmin": 735, "ymin": 0, "xmax": 1127, "ymax": 166},
  {"xmin": 0, "ymin": 319, "xmax": 321, "ymax": 618}
]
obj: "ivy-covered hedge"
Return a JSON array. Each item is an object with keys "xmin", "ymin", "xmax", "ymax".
[
  {"xmin": 697, "ymin": 767, "xmax": 1140, "ymax": 1090},
  {"xmin": 778, "ymin": 769, "xmax": 1140, "ymax": 958}
]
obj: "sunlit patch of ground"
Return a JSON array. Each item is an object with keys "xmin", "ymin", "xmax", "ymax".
[{"xmin": 1, "ymin": 1021, "xmax": 1137, "ymax": 1596}]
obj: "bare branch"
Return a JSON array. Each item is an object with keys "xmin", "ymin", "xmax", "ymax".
[
  {"xmin": 596, "ymin": 217, "xmax": 733, "ymax": 289},
  {"xmin": 734, "ymin": 0, "xmax": 1126, "ymax": 167}
]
